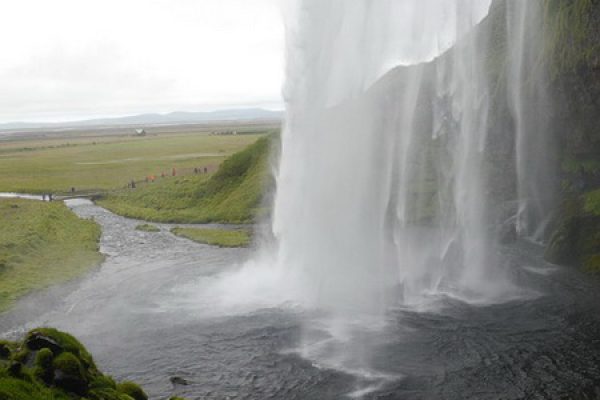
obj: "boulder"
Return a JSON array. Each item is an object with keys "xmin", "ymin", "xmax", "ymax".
[
  {"xmin": 52, "ymin": 351, "xmax": 88, "ymax": 395},
  {"xmin": 26, "ymin": 331, "xmax": 63, "ymax": 354}
]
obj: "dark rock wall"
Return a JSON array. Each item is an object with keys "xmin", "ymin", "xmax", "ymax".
[
  {"xmin": 544, "ymin": 0, "xmax": 600, "ymax": 269},
  {"xmin": 372, "ymin": 0, "xmax": 600, "ymax": 269}
]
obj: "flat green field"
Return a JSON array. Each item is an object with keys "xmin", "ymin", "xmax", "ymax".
[
  {"xmin": 0, "ymin": 198, "xmax": 103, "ymax": 312},
  {"xmin": 0, "ymin": 131, "xmax": 265, "ymax": 194}
]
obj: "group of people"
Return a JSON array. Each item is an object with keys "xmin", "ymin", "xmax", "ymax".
[
  {"xmin": 41, "ymin": 193, "xmax": 53, "ymax": 201},
  {"xmin": 127, "ymin": 166, "xmax": 211, "ymax": 190}
]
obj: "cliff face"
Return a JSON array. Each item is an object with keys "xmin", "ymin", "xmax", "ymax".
[
  {"xmin": 371, "ymin": 0, "xmax": 600, "ymax": 269},
  {"xmin": 543, "ymin": 0, "xmax": 600, "ymax": 270}
]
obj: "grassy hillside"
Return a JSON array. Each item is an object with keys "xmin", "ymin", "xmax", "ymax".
[
  {"xmin": 98, "ymin": 136, "xmax": 274, "ymax": 224},
  {"xmin": 0, "ymin": 199, "xmax": 103, "ymax": 312}
]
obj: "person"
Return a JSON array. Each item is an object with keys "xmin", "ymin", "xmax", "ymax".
[
  {"xmin": 42, "ymin": 194, "xmax": 46, "ymax": 201},
  {"xmin": 204, "ymin": 167, "xmax": 208, "ymax": 174},
  {"xmin": 48, "ymin": 193, "xmax": 53, "ymax": 201},
  {"xmin": 194, "ymin": 167, "xmax": 198, "ymax": 174},
  {"xmin": 71, "ymin": 187, "xmax": 75, "ymax": 193},
  {"xmin": 131, "ymin": 180, "xmax": 136, "ymax": 189}
]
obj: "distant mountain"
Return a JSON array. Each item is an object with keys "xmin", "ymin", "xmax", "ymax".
[{"xmin": 0, "ymin": 108, "xmax": 284, "ymax": 132}]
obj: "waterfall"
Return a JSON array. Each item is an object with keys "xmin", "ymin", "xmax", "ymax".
[
  {"xmin": 270, "ymin": 0, "xmax": 552, "ymax": 313},
  {"xmin": 506, "ymin": 2, "xmax": 557, "ymax": 241},
  {"xmin": 206, "ymin": 1, "xmax": 553, "ymax": 391}
]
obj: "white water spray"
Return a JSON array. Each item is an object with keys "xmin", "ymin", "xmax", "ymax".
[
  {"xmin": 268, "ymin": 0, "xmax": 553, "ymax": 313},
  {"xmin": 206, "ymin": 0, "xmax": 553, "ymax": 394},
  {"xmin": 274, "ymin": 0, "xmax": 500, "ymax": 316}
]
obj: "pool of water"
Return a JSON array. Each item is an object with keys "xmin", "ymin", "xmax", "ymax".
[{"xmin": 2, "ymin": 200, "xmax": 600, "ymax": 399}]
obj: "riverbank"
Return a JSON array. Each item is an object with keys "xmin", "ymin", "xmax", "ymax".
[
  {"xmin": 1, "ymin": 199, "xmax": 251, "ymax": 399},
  {"xmin": 0, "ymin": 198, "xmax": 103, "ymax": 312}
]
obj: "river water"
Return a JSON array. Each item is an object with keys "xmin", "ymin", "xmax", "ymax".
[{"xmin": 2, "ymin": 199, "xmax": 600, "ymax": 399}]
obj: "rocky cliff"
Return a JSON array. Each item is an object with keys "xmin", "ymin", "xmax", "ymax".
[
  {"xmin": 371, "ymin": 0, "xmax": 600, "ymax": 270},
  {"xmin": 540, "ymin": 0, "xmax": 600, "ymax": 270}
]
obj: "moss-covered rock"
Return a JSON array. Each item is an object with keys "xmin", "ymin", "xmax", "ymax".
[
  {"xmin": 53, "ymin": 351, "xmax": 88, "ymax": 395},
  {"xmin": 90, "ymin": 375, "xmax": 118, "ymax": 391},
  {"xmin": 33, "ymin": 347, "xmax": 54, "ymax": 384},
  {"xmin": 26, "ymin": 328, "xmax": 96, "ymax": 370},
  {"xmin": 584, "ymin": 189, "xmax": 600, "ymax": 216},
  {"xmin": 0, "ymin": 341, "xmax": 13, "ymax": 359},
  {"xmin": 0, "ymin": 328, "xmax": 154, "ymax": 400},
  {"xmin": 7, "ymin": 361, "xmax": 25, "ymax": 379},
  {"xmin": 116, "ymin": 381, "xmax": 148, "ymax": 400},
  {"xmin": 135, "ymin": 224, "xmax": 160, "ymax": 232},
  {"xmin": 545, "ymin": 197, "xmax": 600, "ymax": 270},
  {"xmin": 34, "ymin": 348, "xmax": 53, "ymax": 369}
]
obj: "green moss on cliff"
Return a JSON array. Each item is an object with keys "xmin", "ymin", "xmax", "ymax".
[
  {"xmin": 545, "ymin": 196, "xmax": 600, "ymax": 270},
  {"xmin": 561, "ymin": 158, "xmax": 600, "ymax": 175},
  {"xmin": 583, "ymin": 189, "xmax": 600, "ymax": 216},
  {"xmin": 543, "ymin": 0, "xmax": 599, "ymax": 77}
]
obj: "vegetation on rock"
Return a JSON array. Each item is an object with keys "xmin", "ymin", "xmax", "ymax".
[
  {"xmin": 543, "ymin": 0, "xmax": 599, "ymax": 78},
  {"xmin": 171, "ymin": 227, "xmax": 251, "ymax": 248},
  {"xmin": 542, "ymin": 0, "xmax": 600, "ymax": 270},
  {"xmin": 545, "ymin": 196, "xmax": 600, "ymax": 272},
  {"xmin": 115, "ymin": 381, "xmax": 148, "ymax": 400},
  {"xmin": 135, "ymin": 224, "xmax": 160, "ymax": 233},
  {"xmin": 0, "ymin": 328, "xmax": 164, "ymax": 400}
]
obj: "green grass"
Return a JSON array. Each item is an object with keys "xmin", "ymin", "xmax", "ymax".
[
  {"xmin": 0, "ymin": 199, "xmax": 103, "ymax": 312},
  {"xmin": 135, "ymin": 224, "xmax": 160, "ymax": 232},
  {"xmin": 171, "ymin": 227, "xmax": 251, "ymax": 247},
  {"xmin": 0, "ymin": 132, "xmax": 264, "ymax": 194},
  {"xmin": 98, "ymin": 136, "xmax": 274, "ymax": 223}
]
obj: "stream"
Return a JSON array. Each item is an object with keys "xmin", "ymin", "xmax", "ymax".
[{"xmin": 2, "ymin": 199, "xmax": 600, "ymax": 399}]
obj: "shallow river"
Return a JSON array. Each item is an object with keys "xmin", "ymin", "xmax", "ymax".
[{"xmin": 2, "ymin": 200, "xmax": 600, "ymax": 399}]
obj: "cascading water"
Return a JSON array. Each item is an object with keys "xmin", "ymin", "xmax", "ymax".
[
  {"xmin": 274, "ymin": 0, "xmax": 522, "ymax": 314},
  {"xmin": 506, "ymin": 2, "xmax": 557, "ymax": 241},
  {"xmin": 270, "ymin": 0, "xmax": 554, "ymax": 310},
  {"xmin": 209, "ymin": 0, "xmax": 554, "ymax": 394}
]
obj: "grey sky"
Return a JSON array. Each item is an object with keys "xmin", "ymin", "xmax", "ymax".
[{"xmin": 0, "ymin": 0, "xmax": 284, "ymax": 123}]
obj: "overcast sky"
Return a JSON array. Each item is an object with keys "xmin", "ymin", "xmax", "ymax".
[{"xmin": 0, "ymin": 0, "xmax": 285, "ymax": 123}]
